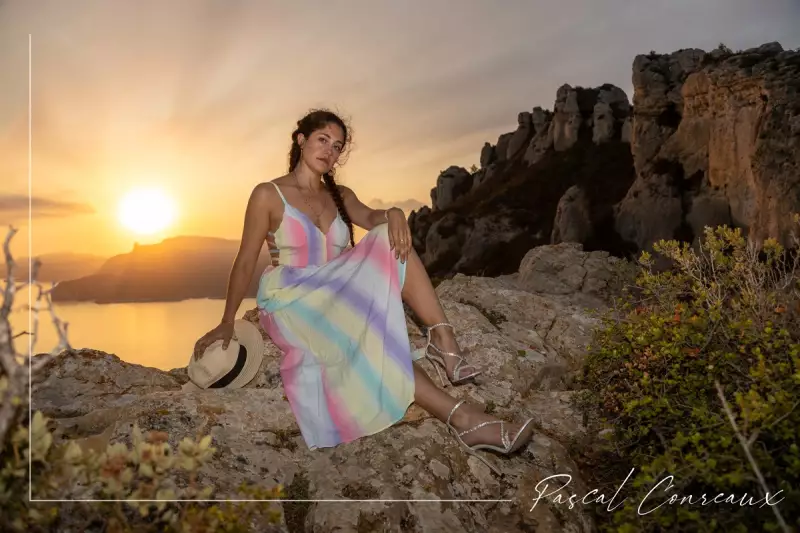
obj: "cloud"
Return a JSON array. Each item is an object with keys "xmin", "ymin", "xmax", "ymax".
[
  {"xmin": 0, "ymin": 194, "xmax": 95, "ymax": 220},
  {"xmin": 367, "ymin": 198, "xmax": 428, "ymax": 212}
]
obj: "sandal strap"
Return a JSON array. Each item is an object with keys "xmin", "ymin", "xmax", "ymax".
[
  {"xmin": 425, "ymin": 322, "xmax": 454, "ymax": 333},
  {"xmin": 428, "ymin": 343, "xmax": 477, "ymax": 378},
  {"xmin": 446, "ymin": 399, "xmax": 466, "ymax": 427},
  {"xmin": 457, "ymin": 420, "xmax": 512, "ymax": 450}
]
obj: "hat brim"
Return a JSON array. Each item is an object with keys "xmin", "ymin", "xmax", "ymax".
[
  {"xmin": 225, "ymin": 320, "xmax": 265, "ymax": 388},
  {"xmin": 186, "ymin": 319, "xmax": 265, "ymax": 390}
]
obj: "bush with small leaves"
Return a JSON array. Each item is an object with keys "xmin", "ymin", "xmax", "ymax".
[
  {"xmin": 577, "ymin": 222, "xmax": 800, "ymax": 532},
  {"xmin": 0, "ymin": 410, "xmax": 284, "ymax": 532}
]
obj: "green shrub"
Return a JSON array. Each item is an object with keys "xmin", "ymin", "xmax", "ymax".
[
  {"xmin": 0, "ymin": 408, "xmax": 284, "ymax": 532},
  {"xmin": 578, "ymin": 224, "xmax": 800, "ymax": 532}
]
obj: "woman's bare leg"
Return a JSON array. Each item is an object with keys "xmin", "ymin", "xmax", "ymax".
[
  {"xmin": 400, "ymin": 247, "xmax": 531, "ymax": 449},
  {"xmin": 412, "ymin": 360, "xmax": 528, "ymax": 449},
  {"xmin": 400, "ymin": 247, "xmax": 478, "ymax": 381}
]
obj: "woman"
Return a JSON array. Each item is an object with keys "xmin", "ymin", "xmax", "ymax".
[{"xmin": 194, "ymin": 109, "xmax": 534, "ymax": 473}]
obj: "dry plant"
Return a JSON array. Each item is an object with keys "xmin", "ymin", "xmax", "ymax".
[
  {"xmin": 1, "ymin": 226, "xmax": 283, "ymax": 532},
  {"xmin": 714, "ymin": 380, "xmax": 791, "ymax": 533},
  {"xmin": 0, "ymin": 225, "xmax": 71, "ymax": 450}
]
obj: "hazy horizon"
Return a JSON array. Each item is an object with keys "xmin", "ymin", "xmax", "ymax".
[{"xmin": 1, "ymin": 0, "xmax": 798, "ymax": 259}]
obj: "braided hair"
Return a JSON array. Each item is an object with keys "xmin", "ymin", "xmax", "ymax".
[{"xmin": 288, "ymin": 109, "xmax": 355, "ymax": 248}]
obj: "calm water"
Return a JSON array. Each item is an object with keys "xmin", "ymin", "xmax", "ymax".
[{"xmin": 9, "ymin": 292, "xmax": 259, "ymax": 371}]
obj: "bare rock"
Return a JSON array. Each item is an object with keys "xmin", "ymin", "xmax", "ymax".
[
  {"xmin": 34, "ymin": 246, "xmax": 615, "ymax": 532},
  {"xmin": 422, "ymin": 212, "xmax": 471, "ymax": 273},
  {"xmin": 495, "ymin": 131, "xmax": 515, "ymax": 162},
  {"xmin": 620, "ymin": 43, "xmax": 800, "ymax": 247},
  {"xmin": 614, "ymin": 173, "xmax": 684, "ymax": 251},
  {"xmin": 621, "ymin": 116, "xmax": 632, "ymax": 143},
  {"xmin": 517, "ymin": 243, "xmax": 617, "ymax": 305},
  {"xmin": 523, "ymin": 107, "xmax": 555, "ymax": 166},
  {"xmin": 551, "ymin": 186, "xmax": 593, "ymax": 245},
  {"xmin": 408, "ymin": 205, "xmax": 433, "ymax": 255},
  {"xmin": 431, "ymin": 166, "xmax": 473, "ymax": 211},
  {"xmin": 480, "ymin": 142, "xmax": 496, "ymax": 168},
  {"xmin": 531, "ymin": 106, "xmax": 550, "ymax": 135},
  {"xmin": 33, "ymin": 350, "xmax": 182, "ymax": 418},
  {"xmin": 452, "ymin": 214, "xmax": 530, "ymax": 274},
  {"xmin": 553, "ymin": 84, "xmax": 583, "ymax": 151},
  {"xmin": 470, "ymin": 165, "xmax": 494, "ymax": 191},
  {"xmin": 506, "ymin": 111, "xmax": 534, "ymax": 159},
  {"xmin": 592, "ymin": 101, "xmax": 616, "ymax": 144}
]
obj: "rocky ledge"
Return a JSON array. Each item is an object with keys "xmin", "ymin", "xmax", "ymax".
[{"xmin": 32, "ymin": 244, "xmax": 620, "ymax": 533}]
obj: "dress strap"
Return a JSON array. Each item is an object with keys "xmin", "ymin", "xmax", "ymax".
[{"xmin": 270, "ymin": 182, "xmax": 288, "ymax": 205}]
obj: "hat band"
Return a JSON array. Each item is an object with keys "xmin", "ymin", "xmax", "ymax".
[{"xmin": 208, "ymin": 344, "xmax": 247, "ymax": 388}]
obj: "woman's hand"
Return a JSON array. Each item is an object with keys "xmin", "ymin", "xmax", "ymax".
[
  {"xmin": 386, "ymin": 207, "xmax": 412, "ymax": 263},
  {"xmin": 192, "ymin": 320, "xmax": 235, "ymax": 361}
]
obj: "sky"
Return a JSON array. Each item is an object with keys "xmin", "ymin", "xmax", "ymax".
[{"xmin": 0, "ymin": 0, "xmax": 798, "ymax": 259}]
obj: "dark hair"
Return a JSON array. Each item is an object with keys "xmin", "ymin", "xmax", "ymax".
[{"xmin": 288, "ymin": 109, "xmax": 355, "ymax": 248}]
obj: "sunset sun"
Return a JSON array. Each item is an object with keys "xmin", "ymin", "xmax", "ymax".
[{"xmin": 118, "ymin": 188, "xmax": 177, "ymax": 235}]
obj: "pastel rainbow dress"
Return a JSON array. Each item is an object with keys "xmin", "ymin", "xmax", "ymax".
[{"xmin": 257, "ymin": 182, "xmax": 419, "ymax": 450}]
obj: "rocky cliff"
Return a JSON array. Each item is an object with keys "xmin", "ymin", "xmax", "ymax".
[
  {"xmin": 411, "ymin": 42, "xmax": 800, "ymax": 278},
  {"xmin": 617, "ymin": 42, "xmax": 800, "ymax": 249},
  {"xmin": 33, "ymin": 243, "xmax": 620, "ymax": 533}
]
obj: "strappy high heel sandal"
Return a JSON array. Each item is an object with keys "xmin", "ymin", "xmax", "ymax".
[
  {"xmin": 421, "ymin": 322, "xmax": 482, "ymax": 387},
  {"xmin": 445, "ymin": 400, "xmax": 535, "ymax": 475}
]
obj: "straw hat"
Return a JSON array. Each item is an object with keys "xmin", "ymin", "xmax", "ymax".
[{"xmin": 183, "ymin": 319, "xmax": 264, "ymax": 391}]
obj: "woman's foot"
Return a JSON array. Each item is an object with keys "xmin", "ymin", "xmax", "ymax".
[
  {"xmin": 447, "ymin": 400, "xmax": 534, "ymax": 451},
  {"xmin": 427, "ymin": 323, "xmax": 481, "ymax": 384}
]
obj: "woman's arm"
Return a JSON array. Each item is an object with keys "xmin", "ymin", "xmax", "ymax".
[
  {"xmin": 220, "ymin": 184, "xmax": 272, "ymax": 323},
  {"xmin": 339, "ymin": 185, "xmax": 400, "ymax": 230}
]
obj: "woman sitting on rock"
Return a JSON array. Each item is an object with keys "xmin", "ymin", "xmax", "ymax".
[{"xmin": 194, "ymin": 109, "xmax": 534, "ymax": 473}]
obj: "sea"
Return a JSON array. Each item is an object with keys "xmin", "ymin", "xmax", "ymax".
[{"xmin": 9, "ymin": 291, "xmax": 258, "ymax": 371}]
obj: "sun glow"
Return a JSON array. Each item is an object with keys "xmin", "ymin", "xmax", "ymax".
[{"xmin": 118, "ymin": 188, "xmax": 177, "ymax": 235}]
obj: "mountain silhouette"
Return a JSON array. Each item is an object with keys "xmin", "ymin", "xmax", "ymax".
[
  {"xmin": 2, "ymin": 252, "xmax": 107, "ymax": 283},
  {"xmin": 51, "ymin": 236, "xmax": 272, "ymax": 303}
]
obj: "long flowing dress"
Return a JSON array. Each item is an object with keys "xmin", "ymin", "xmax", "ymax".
[{"xmin": 256, "ymin": 181, "xmax": 420, "ymax": 450}]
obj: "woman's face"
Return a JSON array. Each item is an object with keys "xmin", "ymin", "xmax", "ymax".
[{"xmin": 298, "ymin": 123, "xmax": 345, "ymax": 175}]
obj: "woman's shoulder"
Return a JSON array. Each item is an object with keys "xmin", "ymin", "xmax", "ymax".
[
  {"xmin": 251, "ymin": 176, "xmax": 290, "ymax": 204},
  {"xmin": 260, "ymin": 174, "xmax": 292, "ymax": 188},
  {"xmin": 256, "ymin": 175, "xmax": 293, "ymax": 191}
]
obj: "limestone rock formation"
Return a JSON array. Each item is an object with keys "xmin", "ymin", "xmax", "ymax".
[
  {"xmin": 409, "ymin": 79, "xmax": 636, "ymax": 279},
  {"xmin": 495, "ymin": 132, "xmax": 514, "ymax": 163},
  {"xmin": 421, "ymin": 212, "xmax": 471, "ymax": 273},
  {"xmin": 407, "ymin": 205, "xmax": 433, "ymax": 255},
  {"xmin": 480, "ymin": 142, "xmax": 496, "ymax": 168},
  {"xmin": 593, "ymin": 85, "xmax": 631, "ymax": 144},
  {"xmin": 506, "ymin": 112, "xmax": 534, "ymax": 160},
  {"xmin": 431, "ymin": 166, "xmax": 473, "ymax": 211},
  {"xmin": 551, "ymin": 185, "xmax": 593, "ymax": 245},
  {"xmin": 616, "ymin": 42, "xmax": 800, "ymax": 249},
  {"xmin": 32, "ymin": 244, "xmax": 619, "ymax": 533},
  {"xmin": 552, "ymin": 84, "xmax": 584, "ymax": 151},
  {"xmin": 523, "ymin": 106, "xmax": 555, "ymax": 166},
  {"xmin": 410, "ymin": 41, "xmax": 800, "ymax": 281}
]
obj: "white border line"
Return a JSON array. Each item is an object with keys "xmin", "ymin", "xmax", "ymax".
[
  {"xmin": 28, "ymin": 32, "xmax": 33, "ymax": 504},
  {"xmin": 24, "ymin": 32, "xmax": 510, "ymax": 505},
  {"xmin": 34, "ymin": 499, "xmax": 513, "ymax": 503}
]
